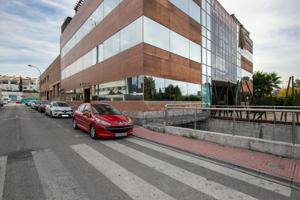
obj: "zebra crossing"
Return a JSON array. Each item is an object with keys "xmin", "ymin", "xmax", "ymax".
[{"xmin": 0, "ymin": 138, "xmax": 296, "ymax": 200}]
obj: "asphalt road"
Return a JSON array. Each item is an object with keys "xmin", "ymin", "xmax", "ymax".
[{"xmin": 0, "ymin": 104, "xmax": 300, "ymax": 200}]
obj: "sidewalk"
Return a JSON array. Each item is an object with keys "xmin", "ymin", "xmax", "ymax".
[{"xmin": 133, "ymin": 126, "xmax": 300, "ymax": 186}]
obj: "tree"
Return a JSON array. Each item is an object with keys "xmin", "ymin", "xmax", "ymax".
[
  {"xmin": 144, "ymin": 77, "xmax": 156, "ymax": 100},
  {"xmin": 19, "ymin": 77, "xmax": 23, "ymax": 92},
  {"xmin": 253, "ymin": 71, "xmax": 281, "ymax": 98},
  {"xmin": 269, "ymin": 72, "xmax": 281, "ymax": 91}
]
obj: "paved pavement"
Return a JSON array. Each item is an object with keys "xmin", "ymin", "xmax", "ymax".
[
  {"xmin": 133, "ymin": 127, "xmax": 300, "ymax": 187},
  {"xmin": 0, "ymin": 104, "xmax": 300, "ymax": 200}
]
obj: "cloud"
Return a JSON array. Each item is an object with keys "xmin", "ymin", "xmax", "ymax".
[
  {"xmin": 0, "ymin": 0, "xmax": 299, "ymax": 84},
  {"xmin": 0, "ymin": 0, "xmax": 74, "ymax": 77},
  {"xmin": 220, "ymin": 0, "xmax": 300, "ymax": 83}
]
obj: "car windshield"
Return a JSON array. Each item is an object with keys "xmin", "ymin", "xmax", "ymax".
[
  {"xmin": 92, "ymin": 104, "xmax": 122, "ymax": 115},
  {"xmin": 41, "ymin": 101, "xmax": 49, "ymax": 104},
  {"xmin": 53, "ymin": 102, "xmax": 69, "ymax": 107}
]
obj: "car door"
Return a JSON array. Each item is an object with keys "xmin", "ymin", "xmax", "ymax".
[
  {"xmin": 75, "ymin": 103, "xmax": 86, "ymax": 129},
  {"xmin": 81, "ymin": 103, "xmax": 92, "ymax": 131}
]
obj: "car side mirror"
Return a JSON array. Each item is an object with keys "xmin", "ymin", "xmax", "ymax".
[{"xmin": 83, "ymin": 111, "xmax": 91, "ymax": 118}]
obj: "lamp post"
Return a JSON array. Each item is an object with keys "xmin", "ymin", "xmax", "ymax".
[{"xmin": 28, "ymin": 64, "xmax": 42, "ymax": 100}]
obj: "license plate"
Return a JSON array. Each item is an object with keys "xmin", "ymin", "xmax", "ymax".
[
  {"xmin": 115, "ymin": 132, "xmax": 127, "ymax": 137},
  {"xmin": 62, "ymin": 115, "xmax": 69, "ymax": 117}
]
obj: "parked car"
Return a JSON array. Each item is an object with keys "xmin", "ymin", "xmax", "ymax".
[
  {"xmin": 72, "ymin": 103, "xmax": 133, "ymax": 139},
  {"xmin": 45, "ymin": 101, "xmax": 73, "ymax": 118},
  {"xmin": 26, "ymin": 100, "xmax": 34, "ymax": 107},
  {"xmin": 30, "ymin": 100, "xmax": 38, "ymax": 109},
  {"xmin": 16, "ymin": 100, "xmax": 22, "ymax": 104},
  {"xmin": 38, "ymin": 101, "xmax": 50, "ymax": 113},
  {"xmin": 2, "ymin": 97, "xmax": 9, "ymax": 105},
  {"xmin": 31, "ymin": 100, "xmax": 41, "ymax": 110}
]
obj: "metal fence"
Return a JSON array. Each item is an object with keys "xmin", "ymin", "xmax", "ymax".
[{"xmin": 164, "ymin": 105, "xmax": 300, "ymax": 144}]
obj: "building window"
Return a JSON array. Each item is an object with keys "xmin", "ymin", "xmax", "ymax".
[
  {"xmin": 170, "ymin": 31, "xmax": 189, "ymax": 58},
  {"xmin": 104, "ymin": 32, "xmax": 120, "ymax": 59},
  {"xmin": 104, "ymin": 0, "xmax": 120, "ymax": 16},
  {"xmin": 144, "ymin": 17, "xmax": 170, "ymax": 52},
  {"xmin": 120, "ymin": 17, "xmax": 143, "ymax": 51}
]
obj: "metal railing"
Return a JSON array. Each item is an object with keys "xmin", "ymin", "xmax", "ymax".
[{"xmin": 164, "ymin": 105, "xmax": 300, "ymax": 144}]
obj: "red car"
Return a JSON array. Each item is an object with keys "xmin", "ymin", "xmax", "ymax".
[{"xmin": 72, "ymin": 103, "xmax": 133, "ymax": 139}]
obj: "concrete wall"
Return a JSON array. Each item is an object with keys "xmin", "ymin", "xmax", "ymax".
[
  {"xmin": 165, "ymin": 126, "xmax": 300, "ymax": 159},
  {"xmin": 178, "ymin": 119, "xmax": 300, "ymax": 144}
]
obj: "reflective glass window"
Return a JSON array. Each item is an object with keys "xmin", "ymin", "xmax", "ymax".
[
  {"xmin": 144, "ymin": 17, "xmax": 170, "ymax": 51},
  {"xmin": 104, "ymin": 32, "xmax": 120, "ymax": 59},
  {"xmin": 189, "ymin": 0, "xmax": 200, "ymax": 23},
  {"xmin": 144, "ymin": 76, "xmax": 201, "ymax": 101},
  {"xmin": 98, "ymin": 44, "xmax": 104, "ymax": 63},
  {"xmin": 104, "ymin": 0, "xmax": 120, "ymax": 16},
  {"xmin": 189, "ymin": 41, "xmax": 201, "ymax": 63},
  {"xmin": 170, "ymin": 0, "xmax": 188, "ymax": 14},
  {"xmin": 120, "ymin": 17, "xmax": 143, "ymax": 51},
  {"xmin": 170, "ymin": 31, "xmax": 189, "ymax": 58}
]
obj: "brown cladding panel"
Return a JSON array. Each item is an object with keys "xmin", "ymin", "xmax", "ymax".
[
  {"xmin": 61, "ymin": 0, "xmax": 143, "ymax": 69},
  {"xmin": 61, "ymin": 0, "xmax": 104, "ymax": 47},
  {"xmin": 143, "ymin": 43, "xmax": 201, "ymax": 84},
  {"xmin": 143, "ymin": 0, "xmax": 201, "ymax": 45},
  {"xmin": 241, "ymin": 55, "xmax": 253, "ymax": 73},
  {"xmin": 40, "ymin": 56, "xmax": 61, "ymax": 92},
  {"xmin": 61, "ymin": 44, "xmax": 143, "ymax": 91}
]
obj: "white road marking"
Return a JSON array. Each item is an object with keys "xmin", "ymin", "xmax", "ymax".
[
  {"xmin": 102, "ymin": 141, "xmax": 258, "ymax": 200},
  {"xmin": 0, "ymin": 156, "xmax": 7, "ymax": 200},
  {"xmin": 71, "ymin": 144, "xmax": 176, "ymax": 200},
  {"xmin": 64, "ymin": 129, "xmax": 71, "ymax": 133},
  {"xmin": 32, "ymin": 149, "xmax": 89, "ymax": 200},
  {"xmin": 129, "ymin": 138, "xmax": 292, "ymax": 197}
]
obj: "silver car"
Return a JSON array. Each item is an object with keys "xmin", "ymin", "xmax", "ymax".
[{"xmin": 45, "ymin": 101, "xmax": 73, "ymax": 118}]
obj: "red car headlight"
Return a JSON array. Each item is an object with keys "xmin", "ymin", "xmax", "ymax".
[
  {"xmin": 127, "ymin": 117, "xmax": 133, "ymax": 124},
  {"xmin": 95, "ymin": 118, "xmax": 111, "ymax": 126}
]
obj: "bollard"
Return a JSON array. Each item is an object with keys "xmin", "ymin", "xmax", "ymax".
[
  {"xmin": 194, "ymin": 109, "xmax": 197, "ymax": 130},
  {"xmin": 292, "ymin": 112, "xmax": 296, "ymax": 144},
  {"xmin": 233, "ymin": 112, "xmax": 236, "ymax": 136},
  {"xmin": 164, "ymin": 108, "xmax": 168, "ymax": 126}
]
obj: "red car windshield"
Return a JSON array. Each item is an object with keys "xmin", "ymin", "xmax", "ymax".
[{"xmin": 92, "ymin": 105, "xmax": 122, "ymax": 115}]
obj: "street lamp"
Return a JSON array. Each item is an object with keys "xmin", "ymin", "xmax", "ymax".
[{"xmin": 28, "ymin": 64, "xmax": 42, "ymax": 100}]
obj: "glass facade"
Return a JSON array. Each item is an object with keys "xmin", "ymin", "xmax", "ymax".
[
  {"xmin": 92, "ymin": 76, "xmax": 201, "ymax": 102},
  {"xmin": 144, "ymin": 76, "xmax": 201, "ymax": 101},
  {"xmin": 61, "ymin": 0, "xmax": 123, "ymax": 58},
  {"xmin": 94, "ymin": 76, "xmax": 144, "ymax": 101},
  {"xmin": 211, "ymin": 0, "xmax": 239, "ymax": 83},
  {"xmin": 61, "ymin": 0, "xmax": 252, "ymax": 104},
  {"xmin": 143, "ymin": 17, "xmax": 202, "ymax": 63},
  {"xmin": 61, "ymin": 17, "xmax": 143, "ymax": 80},
  {"xmin": 62, "ymin": 16, "xmax": 201, "ymax": 80}
]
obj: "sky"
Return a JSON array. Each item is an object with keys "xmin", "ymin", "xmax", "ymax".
[{"xmin": 0, "ymin": 0, "xmax": 299, "ymax": 85}]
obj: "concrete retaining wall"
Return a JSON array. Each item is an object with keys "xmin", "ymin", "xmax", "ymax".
[{"xmin": 165, "ymin": 126, "xmax": 300, "ymax": 159}]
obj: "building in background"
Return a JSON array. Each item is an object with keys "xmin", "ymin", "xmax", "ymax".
[
  {"xmin": 43, "ymin": 0, "xmax": 253, "ymax": 111},
  {"xmin": 0, "ymin": 75, "xmax": 39, "ymax": 101},
  {"xmin": 40, "ymin": 56, "xmax": 61, "ymax": 101}
]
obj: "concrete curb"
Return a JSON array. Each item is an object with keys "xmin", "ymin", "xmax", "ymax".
[
  {"xmin": 133, "ymin": 135, "xmax": 300, "ymax": 190},
  {"xmin": 165, "ymin": 126, "xmax": 300, "ymax": 160}
]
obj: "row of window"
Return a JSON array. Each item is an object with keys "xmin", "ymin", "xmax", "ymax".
[
  {"xmin": 62, "ymin": 17, "xmax": 143, "ymax": 80},
  {"xmin": 241, "ymin": 49, "xmax": 253, "ymax": 63},
  {"xmin": 92, "ymin": 75, "xmax": 202, "ymax": 101},
  {"xmin": 62, "ymin": 16, "xmax": 202, "ymax": 80},
  {"xmin": 143, "ymin": 17, "xmax": 202, "ymax": 63},
  {"xmin": 61, "ymin": 0, "xmax": 123, "ymax": 58}
]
